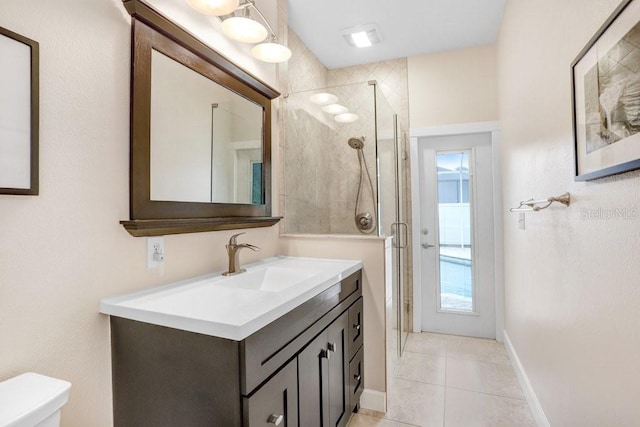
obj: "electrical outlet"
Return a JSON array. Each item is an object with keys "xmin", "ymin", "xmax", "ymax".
[
  {"xmin": 518, "ymin": 213, "xmax": 526, "ymax": 230},
  {"xmin": 147, "ymin": 236, "xmax": 165, "ymax": 268}
]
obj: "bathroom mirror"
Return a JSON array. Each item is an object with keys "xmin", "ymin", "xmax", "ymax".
[
  {"xmin": 120, "ymin": 0, "xmax": 280, "ymax": 236},
  {"xmin": 150, "ymin": 50, "xmax": 263, "ymax": 205}
]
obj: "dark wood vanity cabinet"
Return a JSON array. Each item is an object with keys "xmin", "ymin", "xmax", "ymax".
[{"xmin": 110, "ymin": 269, "xmax": 363, "ymax": 427}]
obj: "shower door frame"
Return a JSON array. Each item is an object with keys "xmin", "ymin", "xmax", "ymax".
[
  {"xmin": 409, "ymin": 121, "xmax": 504, "ymax": 341},
  {"xmin": 387, "ymin": 114, "xmax": 407, "ymax": 356},
  {"xmin": 372, "ymin": 81, "xmax": 410, "ymax": 356}
]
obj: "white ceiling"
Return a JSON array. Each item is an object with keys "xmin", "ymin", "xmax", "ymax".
[{"xmin": 287, "ymin": 0, "xmax": 506, "ymax": 69}]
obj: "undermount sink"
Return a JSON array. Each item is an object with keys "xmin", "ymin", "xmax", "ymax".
[{"xmin": 100, "ymin": 256, "xmax": 362, "ymax": 340}]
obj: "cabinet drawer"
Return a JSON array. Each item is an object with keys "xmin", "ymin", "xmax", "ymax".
[
  {"xmin": 349, "ymin": 346, "xmax": 364, "ymax": 411},
  {"xmin": 348, "ymin": 297, "xmax": 363, "ymax": 360},
  {"xmin": 241, "ymin": 270, "xmax": 362, "ymax": 395},
  {"xmin": 243, "ymin": 359, "xmax": 298, "ymax": 427}
]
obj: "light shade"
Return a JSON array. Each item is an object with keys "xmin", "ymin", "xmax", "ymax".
[
  {"xmin": 322, "ymin": 104, "xmax": 348, "ymax": 115},
  {"xmin": 185, "ymin": 0, "xmax": 239, "ymax": 16},
  {"xmin": 309, "ymin": 93, "xmax": 338, "ymax": 105},
  {"xmin": 251, "ymin": 41, "xmax": 292, "ymax": 63},
  {"xmin": 222, "ymin": 16, "xmax": 268, "ymax": 43},
  {"xmin": 335, "ymin": 113, "xmax": 359, "ymax": 123}
]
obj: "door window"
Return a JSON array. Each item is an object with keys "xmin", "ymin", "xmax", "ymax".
[{"xmin": 436, "ymin": 151, "xmax": 473, "ymax": 312}]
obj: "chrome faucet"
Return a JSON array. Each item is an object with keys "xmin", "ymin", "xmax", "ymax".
[{"xmin": 223, "ymin": 232, "xmax": 260, "ymax": 276}]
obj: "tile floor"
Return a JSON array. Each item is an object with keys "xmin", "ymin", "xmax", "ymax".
[{"xmin": 347, "ymin": 332, "xmax": 536, "ymax": 427}]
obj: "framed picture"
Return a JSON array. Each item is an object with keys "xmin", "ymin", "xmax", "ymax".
[
  {"xmin": 0, "ymin": 26, "xmax": 39, "ymax": 195},
  {"xmin": 572, "ymin": 0, "xmax": 640, "ymax": 181}
]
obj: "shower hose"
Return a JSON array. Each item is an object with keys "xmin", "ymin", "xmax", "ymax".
[{"xmin": 354, "ymin": 147, "xmax": 376, "ymax": 234}]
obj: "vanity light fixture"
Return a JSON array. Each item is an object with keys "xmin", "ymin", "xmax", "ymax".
[
  {"xmin": 221, "ymin": 7, "xmax": 268, "ymax": 43},
  {"xmin": 309, "ymin": 92, "xmax": 338, "ymax": 105},
  {"xmin": 252, "ymin": 35, "xmax": 292, "ymax": 63},
  {"xmin": 190, "ymin": 0, "xmax": 291, "ymax": 63},
  {"xmin": 322, "ymin": 104, "xmax": 349, "ymax": 115},
  {"xmin": 186, "ymin": 0, "xmax": 239, "ymax": 16}
]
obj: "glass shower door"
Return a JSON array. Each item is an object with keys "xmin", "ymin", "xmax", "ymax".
[
  {"xmin": 374, "ymin": 85, "xmax": 409, "ymax": 357},
  {"xmin": 396, "ymin": 129, "xmax": 410, "ymax": 355}
]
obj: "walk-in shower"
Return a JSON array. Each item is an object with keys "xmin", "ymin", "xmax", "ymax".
[{"xmin": 283, "ymin": 81, "xmax": 411, "ymax": 355}]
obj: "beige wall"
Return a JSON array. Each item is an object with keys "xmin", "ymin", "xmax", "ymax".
[
  {"xmin": 499, "ymin": 0, "xmax": 640, "ymax": 425},
  {"xmin": 0, "ymin": 0, "xmax": 282, "ymax": 425},
  {"xmin": 408, "ymin": 44, "xmax": 499, "ymax": 128}
]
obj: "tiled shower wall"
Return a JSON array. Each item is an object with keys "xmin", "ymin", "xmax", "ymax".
[
  {"xmin": 283, "ymin": 30, "xmax": 379, "ymax": 235},
  {"xmin": 282, "ymin": 28, "xmax": 413, "ymax": 329},
  {"xmin": 280, "ymin": 30, "xmax": 330, "ymax": 233},
  {"xmin": 328, "ymin": 59, "xmax": 409, "ymax": 133},
  {"xmin": 328, "ymin": 59, "xmax": 413, "ymax": 331},
  {"xmin": 284, "ymin": 81, "xmax": 378, "ymax": 235}
]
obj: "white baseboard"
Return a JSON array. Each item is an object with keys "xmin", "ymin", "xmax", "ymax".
[
  {"xmin": 359, "ymin": 389, "xmax": 386, "ymax": 413},
  {"xmin": 503, "ymin": 330, "xmax": 550, "ymax": 427}
]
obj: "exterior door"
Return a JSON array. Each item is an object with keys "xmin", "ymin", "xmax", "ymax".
[{"xmin": 417, "ymin": 132, "xmax": 496, "ymax": 338}]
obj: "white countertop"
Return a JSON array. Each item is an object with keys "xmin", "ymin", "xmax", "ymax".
[{"xmin": 100, "ymin": 256, "xmax": 362, "ymax": 341}]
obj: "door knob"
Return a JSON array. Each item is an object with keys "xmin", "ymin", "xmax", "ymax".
[{"xmin": 421, "ymin": 242, "xmax": 435, "ymax": 249}]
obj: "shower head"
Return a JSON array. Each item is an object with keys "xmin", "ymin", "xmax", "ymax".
[{"xmin": 348, "ymin": 136, "xmax": 365, "ymax": 149}]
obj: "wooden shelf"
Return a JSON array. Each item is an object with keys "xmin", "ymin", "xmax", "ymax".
[{"xmin": 120, "ymin": 217, "xmax": 282, "ymax": 237}]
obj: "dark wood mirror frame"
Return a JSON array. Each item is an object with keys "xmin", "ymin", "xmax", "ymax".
[
  {"xmin": 120, "ymin": 0, "xmax": 281, "ymax": 236},
  {"xmin": 0, "ymin": 26, "xmax": 39, "ymax": 196}
]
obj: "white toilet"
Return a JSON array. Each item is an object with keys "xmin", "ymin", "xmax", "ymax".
[{"xmin": 0, "ymin": 373, "xmax": 71, "ymax": 427}]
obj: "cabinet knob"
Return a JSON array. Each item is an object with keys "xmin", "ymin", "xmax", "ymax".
[
  {"xmin": 267, "ymin": 414, "xmax": 284, "ymax": 425},
  {"xmin": 327, "ymin": 342, "xmax": 337, "ymax": 352},
  {"xmin": 353, "ymin": 323, "xmax": 361, "ymax": 331},
  {"xmin": 354, "ymin": 374, "xmax": 361, "ymax": 382},
  {"xmin": 320, "ymin": 349, "xmax": 331, "ymax": 360}
]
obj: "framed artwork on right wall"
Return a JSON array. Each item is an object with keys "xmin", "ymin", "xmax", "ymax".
[{"xmin": 572, "ymin": 0, "xmax": 640, "ymax": 181}]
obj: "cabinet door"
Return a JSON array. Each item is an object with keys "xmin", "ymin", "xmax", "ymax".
[
  {"xmin": 326, "ymin": 311, "xmax": 350, "ymax": 427},
  {"xmin": 298, "ymin": 311, "xmax": 352, "ymax": 427},
  {"xmin": 244, "ymin": 359, "xmax": 298, "ymax": 427},
  {"xmin": 298, "ymin": 331, "xmax": 329, "ymax": 427}
]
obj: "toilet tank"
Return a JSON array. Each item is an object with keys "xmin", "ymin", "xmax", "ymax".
[{"xmin": 0, "ymin": 373, "xmax": 71, "ymax": 427}]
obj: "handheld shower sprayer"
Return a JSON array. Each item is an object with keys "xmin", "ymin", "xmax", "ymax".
[
  {"xmin": 348, "ymin": 136, "xmax": 376, "ymax": 233},
  {"xmin": 348, "ymin": 136, "xmax": 365, "ymax": 150}
]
